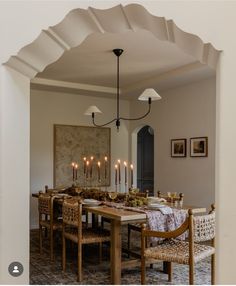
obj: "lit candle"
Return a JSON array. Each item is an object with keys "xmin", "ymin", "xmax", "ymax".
[
  {"xmin": 83, "ymin": 157, "xmax": 86, "ymax": 175},
  {"xmin": 75, "ymin": 163, "xmax": 78, "ymax": 180},
  {"xmin": 104, "ymin": 156, "xmax": 108, "ymax": 179},
  {"xmin": 90, "ymin": 156, "xmax": 94, "ymax": 178},
  {"xmin": 97, "ymin": 161, "xmax": 101, "ymax": 182},
  {"xmin": 124, "ymin": 161, "xmax": 127, "ymax": 185},
  {"xmin": 118, "ymin": 159, "xmax": 121, "ymax": 184},
  {"xmin": 115, "ymin": 164, "xmax": 118, "ymax": 186},
  {"xmin": 71, "ymin": 162, "xmax": 75, "ymax": 181},
  {"xmin": 86, "ymin": 161, "xmax": 89, "ymax": 179},
  {"xmin": 130, "ymin": 164, "xmax": 134, "ymax": 188}
]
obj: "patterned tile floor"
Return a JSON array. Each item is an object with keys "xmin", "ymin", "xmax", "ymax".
[{"xmin": 30, "ymin": 228, "xmax": 211, "ymax": 285}]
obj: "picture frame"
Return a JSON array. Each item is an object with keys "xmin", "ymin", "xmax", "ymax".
[
  {"xmin": 190, "ymin": 137, "xmax": 208, "ymax": 157},
  {"xmin": 171, "ymin": 138, "xmax": 187, "ymax": 157},
  {"xmin": 54, "ymin": 124, "xmax": 111, "ymax": 187}
]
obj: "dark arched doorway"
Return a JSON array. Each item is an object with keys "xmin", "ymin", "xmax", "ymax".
[{"xmin": 137, "ymin": 125, "xmax": 154, "ymax": 195}]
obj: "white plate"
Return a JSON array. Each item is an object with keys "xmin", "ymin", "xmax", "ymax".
[
  {"xmin": 55, "ymin": 193, "xmax": 71, "ymax": 197},
  {"xmin": 147, "ymin": 197, "xmax": 167, "ymax": 203},
  {"xmin": 84, "ymin": 199, "xmax": 99, "ymax": 204},
  {"xmin": 148, "ymin": 203, "xmax": 166, "ymax": 209},
  {"xmin": 83, "ymin": 199, "xmax": 101, "ymax": 206}
]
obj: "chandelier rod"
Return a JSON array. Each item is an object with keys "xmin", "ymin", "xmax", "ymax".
[
  {"xmin": 116, "ymin": 49, "xmax": 120, "ymax": 128},
  {"xmin": 92, "ymin": 116, "xmax": 116, "ymax": 127},
  {"xmin": 120, "ymin": 98, "xmax": 151, "ymax": 121}
]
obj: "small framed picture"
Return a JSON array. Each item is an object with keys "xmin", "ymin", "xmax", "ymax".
[
  {"xmin": 190, "ymin": 137, "xmax": 208, "ymax": 157},
  {"xmin": 171, "ymin": 139, "xmax": 187, "ymax": 157}
]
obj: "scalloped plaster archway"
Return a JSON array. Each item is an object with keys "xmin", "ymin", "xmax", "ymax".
[
  {"xmin": 0, "ymin": 4, "xmax": 221, "ymax": 284},
  {"xmin": 4, "ymin": 3, "xmax": 220, "ymax": 80}
]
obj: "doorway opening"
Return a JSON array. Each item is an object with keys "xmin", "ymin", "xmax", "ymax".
[
  {"xmin": 1, "ymin": 3, "xmax": 221, "ymax": 284},
  {"xmin": 137, "ymin": 125, "xmax": 154, "ymax": 195}
]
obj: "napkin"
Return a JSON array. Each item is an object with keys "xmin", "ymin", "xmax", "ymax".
[
  {"xmin": 148, "ymin": 203, "xmax": 173, "ymax": 215},
  {"xmin": 158, "ymin": 206, "xmax": 173, "ymax": 215}
]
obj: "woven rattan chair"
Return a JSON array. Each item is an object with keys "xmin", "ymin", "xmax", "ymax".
[
  {"xmin": 38, "ymin": 192, "xmax": 63, "ymax": 261},
  {"xmin": 141, "ymin": 204, "xmax": 216, "ymax": 285},
  {"xmin": 128, "ymin": 191, "xmax": 184, "ymax": 255},
  {"xmin": 62, "ymin": 198, "xmax": 110, "ymax": 282}
]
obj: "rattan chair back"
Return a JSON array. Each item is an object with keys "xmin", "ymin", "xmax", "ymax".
[
  {"xmin": 193, "ymin": 212, "xmax": 216, "ymax": 242},
  {"xmin": 62, "ymin": 198, "xmax": 82, "ymax": 227},
  {"xmin": 38, "ymin": 192, "xmax": 52, "ymax": 215}
]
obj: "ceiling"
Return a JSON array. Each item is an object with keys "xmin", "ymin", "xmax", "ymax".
[{"xmin": 32, "ymin": 29, "xmax": 215, "ymax": 100}]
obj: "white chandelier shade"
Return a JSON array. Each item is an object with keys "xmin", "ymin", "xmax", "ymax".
[
  {"xmin": 84, "ymin": 105, "xmax": 102, "ymax": 116},
  {"xmin": 138, "ymin": 88, "xmax": 162, "ymax": 101}
]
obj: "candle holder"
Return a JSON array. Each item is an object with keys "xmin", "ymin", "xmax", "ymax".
[
  {"xmin": 125, "ymin": 183, "xmax": 128, "ymax": 194},
  {"xmin": 98, "ymin": 178, "xmax": 102, "ymax": 191}
]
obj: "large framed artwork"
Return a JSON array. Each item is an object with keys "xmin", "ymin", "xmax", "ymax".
[
  {"xmin": 54, "ymin": 124, "xmax": 110, "ymax": 187},
  {"xmin": 190, "ymin": 137, "xmax": 208, "ymax": 157},
  {"xmin": 171, "ymin": 138, "xmax": 187, "ymax": 157}
]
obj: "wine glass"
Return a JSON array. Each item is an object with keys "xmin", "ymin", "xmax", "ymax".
[
  {"xmin": 108, "ymin": 191, "xmax": 118, "ymax": 203},
  {"xmin": 167, "ymin": 192, "xmax": 177, "ymax": 205}
]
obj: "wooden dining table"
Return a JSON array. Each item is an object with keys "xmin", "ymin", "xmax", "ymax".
[
  {"xmin": 83, "ymin": 205, "xmax": 146, "ymax": 284},
  {"xmin": 32, "ymin": 192, "xmax": 206, "ymax": 285},
  {"xmin": 84, "ymin": 203, "xmax": 206, "ymax": 285}
]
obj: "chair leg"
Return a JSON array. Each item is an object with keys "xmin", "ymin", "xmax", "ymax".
[
  {"xmin": 86, "ymin": 212, "xmax": 89, "ymax": 228},
  {"xmin": 141, "ymin": 255, "xmax": 146, "ymax": 285},
  {"xmin": 101, "ymin": 217, "xmax": 104, "ymax": 229},
  {"xmin": 77, "ymin": 243, "xmax": 82, "ymax": 282},
  {"xmin": 62, "ymin": 236, "xmax": 66, "ymax": 271},
  {"xmin": 127, "ymin": 225, "xmax": 131, "ymax": 258},
  {"xmin": 99, "ymin": 242, "xmax": 102, "ymax": 264},
  {"xmin": 149, "ymin": 242, "xmax": 154, "ymax": 269},
  {"xmin": 45, "ymin": 215, "xmax": 48, "ymax": 237},
  {"xmin": 167, "ymin": 262, "xmax": 172, "ymax": 282},
  {"xmin": 211, "ymin": 254, "xmax": 215, "ymax": 285},
  {"xmin": 39, "ymin": 225, "xmax": 43, "ymax": 254},
  {"xmin": 50, "ymin": 228, "xmax": 54, "ymax": 261},
  {"xmin": 189, "ymin": 261, "xmax": 194, "ymax": 285}
]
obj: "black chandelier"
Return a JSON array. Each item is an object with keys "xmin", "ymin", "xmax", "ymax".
[{"xmin": 84, "ymin": 48, "xmax": 161, "ymax": 131}]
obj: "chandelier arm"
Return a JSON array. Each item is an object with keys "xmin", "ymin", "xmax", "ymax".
[
  {"xmin": 92, "ymin": 114, "xmax": 117, "ymax": 127},
  {"xmin": 120, "ymin": 101, "xmax": 151, "ymax": 121}
]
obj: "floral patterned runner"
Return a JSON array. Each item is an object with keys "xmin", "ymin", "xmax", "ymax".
[{"xmin": 103, "ymin": 201, "xmax": 188, "ymax": 243}]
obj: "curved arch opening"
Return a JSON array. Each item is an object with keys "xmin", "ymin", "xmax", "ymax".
[
  {"xmin": 0, "ymin": 3, "xmax": 222, "ymax": 284},
  {"xmin": 5, "ymin": 3, "xmax": 220, "ymax": 82},
  {"xmin": 131, "ymin": 124, "xmax": 154, "ymax": 195}
]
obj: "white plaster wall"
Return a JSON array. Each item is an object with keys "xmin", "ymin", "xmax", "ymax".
[
  {"xmin": 130, "ymin": 78, "xmax": 216, "ymax": 210},
  {"xmin": 0, "ymin": 66, "xmax": 30, "ymax": 283},
  {"xmin": 1, "ymin": 1, "xmax": 236, "ymax": 284},
  {"xmin": 30, "ymin": 89, "xmax": 130, "ymax": 229}
]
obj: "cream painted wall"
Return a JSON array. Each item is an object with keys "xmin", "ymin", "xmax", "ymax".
[
  {"xmin": 1, "ymin": 1, "xmax": 236, "ymax": 284},
  {"xmin": 30, "ymin": 89, "xmax": 130, "ymax": 228},
  {"xmin": 0, "ymin": 66, "xmax": 30, "ymax": 283},
  {"xmin": 130, "ymin": 78, "xmax": 216, "ymax": 210}
]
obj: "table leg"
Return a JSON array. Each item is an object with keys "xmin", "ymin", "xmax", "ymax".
[
  {"xmin": 92, "ymin": 213, "xmax": 98, "ymax": 228},
  {"xmin": 111, "ymin": 220, "xmax": 121, "ymax": 285},
  {"xmin": 163, "ymin": 261, "xmax": 168, "ymax": 273}
]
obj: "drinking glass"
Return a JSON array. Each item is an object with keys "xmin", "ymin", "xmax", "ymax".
[
  {"xmin": 108, "ymin": 191, "xmax": 118, "ymax": 202},
  {"xmin": 167, "ymin": 192, "xmax": 177, "ymax": 204}
]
